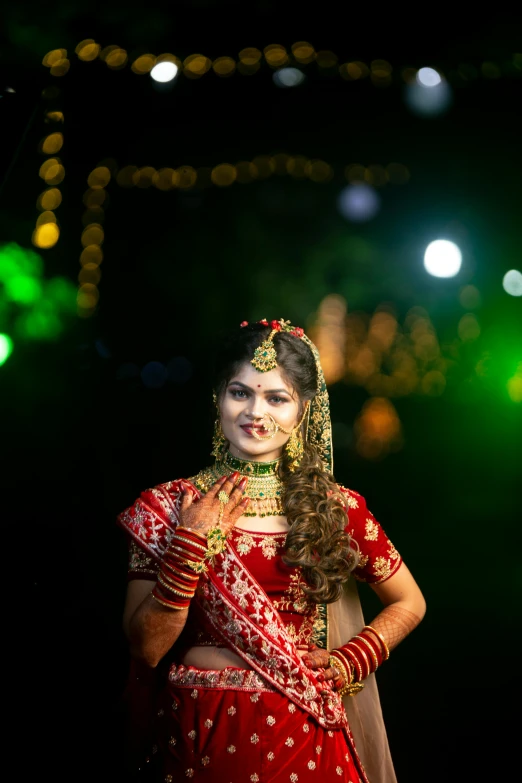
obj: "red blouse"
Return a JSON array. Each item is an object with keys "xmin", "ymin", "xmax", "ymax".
[{"xmin": 119, "ymin": 480, "xmax": 402, "ymax": 652}]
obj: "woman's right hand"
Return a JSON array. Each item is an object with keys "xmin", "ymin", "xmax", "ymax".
[{"xmin": 178, "ymin": 472, "xmax": 249, "ymax": 537}]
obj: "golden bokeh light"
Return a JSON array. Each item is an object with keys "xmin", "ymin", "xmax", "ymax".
[
  {"xmin": 316, "ymin": 51, "xmax": 338, "ymax": 69},
  {"xmin": 367, "ymin": 311, "xmax": 398, "ymax": 353},
  {"xmin": 354, "ymin": 398, "xmax": 403, "ymax": 460},
  {"xmin": 310, "ymin": 295, "xmax": 347, "ymax": 384},
  {"xmin": 36, "ymin": 210, "xmax": 57, "ymax": 227},
  {"xmin": 81, "ymin": 224, "xmax": 104, "ymax": 247},
  {"xmin": 291, "ymin": 42, "xmax": 315, "ymax": 64},
  {"xmin": 238, "ymin": 48, "xmax": 262, "ymax": 66},
  {"xmin": 345, "ymin": 164, "xmax": 366, "ymax": 183},
  {"xmin": 39, "ymin": 159, "xmax": 65, "ymax": 185},
  {"xmin": 116, "ymin": 165, "xmax": 139, "ymax": 187},
  {"xmin": 211, "ymin": 164, "xmax": 237, "ymax": 187},
  {"xmin": 75, "ymin": 40, "xmax": 100, "ymax": 61},
  {"xmin": 37, "ymin": 188, "xmax": 62, "ymax": 211},
  {"xmin": 339, "ymin": 62, "xmax": 369, "ymax": 80},
  {"xmin": 105, "ymin": 48, "xmax": 128, "ymax": 69},
  {"xmin": 212, "ymin": 57, "xmax": 236, "ymax": 76},
  {"xmin": 83, "ymin": 188, "xmax": 107, "ymax": 207},
  {"xmin": 78, "ymin": 264, "xmax": 101, "ymax": 285},
  {"xmin": 32, "ymin": 223, "xmax": 60, "ymax": 249},
  {"xmin": 50, "ymin": 59, "xmax": 70, "ymax": 77},
  {"xmin": 42, "ymin": 49, "xmax": 67, "ymax": 67},
  {"xmin": 87, "ymin": 166, "xmax": 111, "ymax": 189},
  {"xmin": 153, "ymin": 168, "xmax": 176, "ymax": 191},
  {"xmin": 365, "ymin": 165, "xmax": 388, "ymax": 187},
  {"xmin": 420, "ymin": 370, "xmax": 446, "ymax": 396},
  {"xmin": 251, "ymin": 156, "xmax": 274, "ymax": 179},
  {"xmin": 176, "ymin": 166, "xmax": 198, "ymax": 189},
  {"xmin": 184, "ymin": 54, "xmax": 212, "ymax": 77},
  {"xmin": 370, "ymin": 59, "xmax": 393, "ymax": 86},
  {"xmin": 80, "ymin": 245, "xmax": 104, "ymax": 266},
  {"xmin": 263, "ymin": 44, "xmax": 288, "ymax": 68},
  {"xmin": 41, "ymin": 132, "xmax": 64, "ymax": 154},
  {"xmin": 45, "ymin": 111, "xmax": 64, "ymax": 123},
  {"xmin": 132, "ymin": 166, "xmax": 157, "ymax": 188},
  {"xmin": 286, "ymin": 156, "xmax": 308, "ymax": 179},
  {"xmin": 77, "ymin": 284, "xmax": 99, "ymax": 307},
  {"xmin": 131, "ymin": 54, "xmax": 157, "ymax": 74},
  {"xmin": 305, "ymin": 160, "xmax": 333, "ymax": 183}
]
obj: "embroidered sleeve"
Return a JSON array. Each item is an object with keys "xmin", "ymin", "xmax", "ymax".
[
  {"xmin": 116, "ymin": 479, "xmax": 194, "ymax": 561},
  {"xmin": 338, "ymin": 485, "xmax": 402, "ymax": 584},
  {"xmin": 128, "ymin": 539, "xmax": 159, "ymax": 581}
]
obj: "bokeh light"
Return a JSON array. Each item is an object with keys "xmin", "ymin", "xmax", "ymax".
[
  {"xmin": 166, "ymin": 357, "xmax": 193, "ymax": 384},
  {"xmin": 507, "ymin": 363, "xmax": 522, "ymax": 402},
  {"xmin": 273, "ymin": 68, "xmax": 305, "ymax": 88},
  {"xmin": 502, "ymin": 269, "xmax": 522, "ymax": 296},
  {"xmin": 416, "ymin": 67, "xmax": 442, "ymax": 87},
  {"xmin": 151, "ymin": 61, "xmax": 179, "ymax": 83},
  {"xmin": 32, "ymin": 223, "xmax": 60, "ymax": 249},
  {"xmin": 0, "ymin": 334, "xmax": 14, "ymax": 367},
  {"xmin": 459, "ymin": 284, "xmax": 482, "ymax": 309},
  {"xmin": 37, "ymin": 188, "xmax": 62, "ymax": 211},
  {"xmin": 424, "ymin": 240, "xmax": 462, "ymax": 278},
  {"xmin": 41, "ymin": 132, "xmax": 64, "ymax": 154},
  {"xmin": 337, "ymin": 184, "xmax": 381, "ymax": 222}
]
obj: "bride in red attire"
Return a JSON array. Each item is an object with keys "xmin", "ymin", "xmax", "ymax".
[{"xmin": 118, "ymin": 318, "xmax": 426, "ymax": 783}]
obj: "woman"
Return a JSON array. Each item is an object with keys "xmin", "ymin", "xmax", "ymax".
[{"xmin": 118, "ymin": 318, "xmax": 426, "ymax": 783}]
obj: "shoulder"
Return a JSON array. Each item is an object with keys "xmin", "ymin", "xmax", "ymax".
[
  {"xmin": 336, "ymin": 484, "xmax": 365, "ymax": 511},
  {"xmin": 116, "ymin": 477, "xmax": 199, "ymax": 560}
]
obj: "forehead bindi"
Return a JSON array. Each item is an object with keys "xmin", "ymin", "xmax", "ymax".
[{"xmin": 229, "ymin": 364, "xmax": 294, "ymax": 395}]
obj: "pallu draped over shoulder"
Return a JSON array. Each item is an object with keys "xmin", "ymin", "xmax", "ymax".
[{"xmin": 118, "ymin": 477, "xmax": 402, "ymax": 783}]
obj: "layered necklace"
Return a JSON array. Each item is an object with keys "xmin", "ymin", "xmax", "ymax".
[{"xmin": 190, "ymin": 451, "xmax": 284, "ymax": 517}]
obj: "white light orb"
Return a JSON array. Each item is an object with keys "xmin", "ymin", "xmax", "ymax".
[
  {"xmin": 416, "ymin": 67, "xmax": 442, "ymax": 87},
  {"xmin": 337, "ymin": 184, "xmax": 381, "ymax": 222},
  {"xmin": 502, "ymin": 269, "xmax": 522, "ymax": 296},
  {"xmin": 424, "ymin": 240, "xmax": 462, "ymax": 278},
  {"xmin": 273, "ymin": 67, "xmax": 305, "ymax": 88},
  {"xmin": 150, "ymin": 61, "xmax": 179, "ymax": 83},
  {"xmin": 405, "ymin": 79, "xmax": 452, "ymax": 116}
]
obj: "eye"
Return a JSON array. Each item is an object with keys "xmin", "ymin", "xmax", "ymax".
[
  {"xmin": 229, "ymin": 389, "xmax": 248, "ymax": 399},
  {"xmin": 270, "ymin": 395, "xmax": 288, "ymax": 404}
]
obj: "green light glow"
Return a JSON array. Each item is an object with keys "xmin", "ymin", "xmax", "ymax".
[
  {"xmin": 0, "ymin": 333, "xmax": 14, "ymax": 366},
  {"xmin": 5, "ymin": 275, "xmax": 43, "ymax": 305}
]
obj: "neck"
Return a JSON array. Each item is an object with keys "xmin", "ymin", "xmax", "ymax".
[{"xmin": 217, "ymin": 450, "xmax": 281, "ymax": 476}]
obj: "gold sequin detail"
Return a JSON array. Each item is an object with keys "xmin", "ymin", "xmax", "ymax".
[
  {"xmin": 185, "ymin": 771, "xmax": 194, "ymax": 779},
  {"xmin": 228, "ymin": 706, "xmax": 237, "ymax": 715},
  {"xmin": 202, "ymin": 756, "xmax": 210, "ymax": 766},
  {"xmin": 364, "ymin": 518, "xmax": 379, "ymax": 541},
  {"xmin": 250, "ymin": 775, "xmax": 260, "ymax": 782},
  {"xmin": 251, "ymin": 734, "xmax": 259, "ymax": 744},
  {"xmin": 188, "ymin": 730, "xmax": 196, "ymax": 740},
  {"xmin": 204, "ymin": 719, "xmax": 213, "ymax": 728},
  {"xmin": 288, "ymin": 703, "xmax": 296, "ymax": 713},
  {"xmin": 336, "ymin": 767, "xmax": 343, "ymax": 776},
  {"xmin": 302, "ymin": 723, "xmax": 310, "ymax": 733},
  {"xmin": 227, "ymin": 745, "xmax": 236, "ymax": 754},
  {"xmin": 266, "ymin": 715, "xmax": 276, "ymax": 726},
  {"xmin": 285, "ymin": 737, "xmax": 295, "ymax": 747},
  {"xmin": 191, "ymin": 689, "xmax": 198, "ymax": 699},
  {"xmin": 290, "ymin": 774, "xmax": 299, "ymax": 783},
  {"xmin": 250, "ymin": 693, "xmax": 260, "ymax": 703},
  {"xmin": 267, "ymin": 752, "xmax": 275, "ymax": 761},
  {"xmin": 308, "ymin": 761, "xmax": 316, "ymax": 770}
]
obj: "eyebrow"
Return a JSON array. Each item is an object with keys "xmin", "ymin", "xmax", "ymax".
[{"xmin": 228, "ymin": 381, "xmax": 291, "ymax": 395}]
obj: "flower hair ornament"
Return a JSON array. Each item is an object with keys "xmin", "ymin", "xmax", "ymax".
[{"xmin": 239, "ymin": 318, "xmax": 333, "ymax": 473}]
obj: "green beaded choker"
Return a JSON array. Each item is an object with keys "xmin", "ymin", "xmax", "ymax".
[{"xmin": 218, "ymin": 450, "xmax": 281, "ymax": 477}]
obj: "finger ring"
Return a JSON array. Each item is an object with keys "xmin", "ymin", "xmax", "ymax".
[{"xmin": 218, "ymin": 491, "xmax": 230, "ymax": 504}]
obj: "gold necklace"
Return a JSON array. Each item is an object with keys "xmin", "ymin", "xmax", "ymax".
[{"xmin": 190, "ymin": 451, "xmax": 285, "ymax": 518}]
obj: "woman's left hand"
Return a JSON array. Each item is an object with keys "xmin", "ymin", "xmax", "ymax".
[{"xmin": 301, "ymin": 644, "xmax": 345, "ymax": 690}]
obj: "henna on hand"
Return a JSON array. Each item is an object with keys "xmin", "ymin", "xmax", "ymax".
[{"xmin": 179, "ymin": 473, "xmax": 250, "ymax": 537}]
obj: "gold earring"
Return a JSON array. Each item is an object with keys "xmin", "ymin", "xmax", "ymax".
[
  {"xmin": 284, "ymin": 425, "xmax": 304, "ymax": 471},
  {"xmin": 211, "ymin": 392, "xmax": 227, "ymax": 459}
]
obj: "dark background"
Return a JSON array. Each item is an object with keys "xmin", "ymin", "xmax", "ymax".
[{"xmin": 1, "ymin": 3, "xmax": 521, "ymax": 781}]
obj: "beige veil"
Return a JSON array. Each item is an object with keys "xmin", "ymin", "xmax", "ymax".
[{"xmin": 302, "ymin": 333, "xmax": 397, "ymax": 783}]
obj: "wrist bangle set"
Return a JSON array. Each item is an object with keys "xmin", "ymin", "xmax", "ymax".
[
  {"xmin": 151, "ymin": 526, "xmax": 209, "ymax": 611},
  {"xmin": 332, "ymin": 624, "xmax": 390, "ymax": 690}
]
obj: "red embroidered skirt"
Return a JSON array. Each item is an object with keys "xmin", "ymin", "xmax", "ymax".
[{"xmin": 146, "ymin": 665, "xmax": 367, "ymax": 783}]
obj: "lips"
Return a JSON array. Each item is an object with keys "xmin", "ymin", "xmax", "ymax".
[{"xmin": 241, "ymin": 424, "xmax": 269, "ymax": 434}]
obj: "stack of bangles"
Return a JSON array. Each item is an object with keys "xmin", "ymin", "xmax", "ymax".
[
  {"xmin": 329, "ymin": 625, "xmax": 390, "ymax": 697},
  {"xmin": 151, "ymin": 527, "xmax": 209, "ymax": 610}
]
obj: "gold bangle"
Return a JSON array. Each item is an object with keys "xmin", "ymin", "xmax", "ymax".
[
  {"xmin": 329, "ymin": 654, "xmax": 350, "ymax": 698},
  {"xmin": 160, "ymin": 571, "xmax": 198, "ymax": 592},
  {"xmin": 363, "ymin": 624, "xmax": 390, "ymax": 660},
  {"xmin": 354, "ymin": 634, "xmax": 379, "ymax": 672},
  {"xmin": 332, "ymin": 649, "xmax": 354, "ymax": 684},
  {"xmin": 157, "ymin": 575, "xmax": 195, "ymax": 599},
  {"xmin": 341, "ymin": 646, "xmax": 363, "ymax": 682},
  {"xmin": 172, "ymin": 534, "xmax": 208, "ymax": 552},
  {"xmin": 349, "ymin": 639, "xmax": 371, "ymax": 679},
  {"xmin": 150, "ymin": 592, "xmax": 186, "ymax": 611},
  {"xmin": 175, "ymin": 526, "xmax": 208, "ymax": 544},
  {"xmin": 172, "ymin": 556, "xmax": 208, "ymax": 574}
]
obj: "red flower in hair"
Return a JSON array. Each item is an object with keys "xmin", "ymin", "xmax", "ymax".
[
  {"xmin": 270, "ymin": 319, "xmax": 282, "ymax": 330},
  {"xmin": 258, "ymin": 318, "xmax": 269, "ymax": 326},
  {"xmin": 290, "ymin": 327, "xmax": 304, "ymax": 337},
  {"xmin": 240, "ymin": 321, "xmax": 249, "ymax": 327}
]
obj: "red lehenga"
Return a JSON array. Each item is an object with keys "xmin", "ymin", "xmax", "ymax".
[{"xmin": 117, "ymin": 478, "xmax": 402, "ymax": 783}]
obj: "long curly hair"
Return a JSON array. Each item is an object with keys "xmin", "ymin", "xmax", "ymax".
[{"xmin": 212, "ymin": 322, "xmax": 359, "ymax": 604}]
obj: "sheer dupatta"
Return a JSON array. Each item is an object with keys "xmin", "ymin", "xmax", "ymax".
[{"xmin": 328, "ymin": 579, "xmax": 398, "ymax": 783}]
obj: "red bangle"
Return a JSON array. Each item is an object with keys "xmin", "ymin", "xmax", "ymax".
[
  {"xmin": 344, "ymin": 640, "xmax": 370, "ymax": 680},
  {"xmin": 340, "ymin": 645, "xmax": 363, "ymax": 682},
  {"xmin": 359, "ymin": 630, "xmax": 383, "ymax": 668}
]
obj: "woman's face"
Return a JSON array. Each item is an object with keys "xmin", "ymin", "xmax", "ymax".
[{"xmin": 218, "ymin": 362, "xmax": 302, "ymax": 462}]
